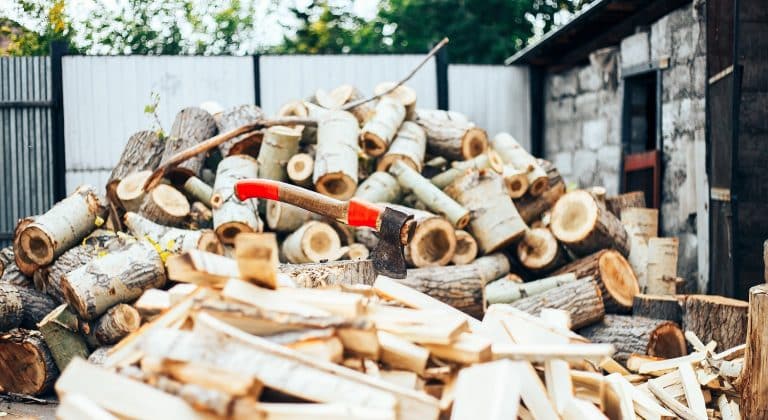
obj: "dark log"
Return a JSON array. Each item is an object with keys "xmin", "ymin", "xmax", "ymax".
[
  {"xmin": 508, "ymin": 276, "xmax": 605, "ymax": 329},
  {"xmin": 578, "ymin": 315, "xmax": 686, "ymax": 363},
  {"xmin": 683, "ymin": 295, "xmax": 748, "ymax": 351},
  {"xmin": 0, "ymin": 329, "xmax": 59, "ymax": 395},
  {"xmin": 632, "ymin": 294, "xmax": 683, "ymax": 324}
]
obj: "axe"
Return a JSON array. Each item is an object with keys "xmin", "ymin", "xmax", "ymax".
[{"xmin": 235, "ymin": 179, "xmax": 415, "ymax": 279}]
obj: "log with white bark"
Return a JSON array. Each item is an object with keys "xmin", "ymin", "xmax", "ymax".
[
  {"xmin": 90, "ymin": 303, "xmax": 142, "ymax": 345},
  {"xmin": 106, "ymin": 130, "xmax": 165, "ymax": 200},
  {"xmin": 139, "ymin": 184, "xmax": 190, "ymax": 227},
  {"xmin": 281, "ymin": 221, "xmax": 343, "ymax": 264},
  {"xmin": 516, "ymin": 228, "xmax": 568, "ymax": 274},
  {"xmin": 429, "ymin": 151, "xmax": 503, "ymax": 189},
  {"xmin": 0, "ymin": 329, "xmax": 58, "ymax": 395},
  {"xmin": 279, "ymin": 259, "xmax": 377, "ymax": 288},
  {"xmin": 116, "ymin": 170, "xmax": 152, "ymax": 212},
  {"xmin": 683, "ymin": 295, "xmax": 748, "ymax": 351},
  {"xmin": 445, "ymin": 169, "xmax": 526, "ymax": 253},
  {"xmin": 605, "ymin": 191, "xmax": 646, "ymax": 218},
  {"xmin": 452, "ymin": 230, "xmax": 478, "ymax": 265},
  {"xmin": 0, "ymin": 246, "xmax": 13, "ymax": 278},
  {"xmin": 182, "ymin": 176, "xmax": 213, "ymax": 207},
  {"xmin": 186, "ymin": 201, "xmax": 213, "ymax": 230},
  {"xmin": 354, "ymin": 171, "xmax": 402, "ymax": 204},
  {"xmin": 60, "ymin": 239, "xmax": 167, "ymax": 320},
  {"xmin": 389, "ymin": 160, "xmax": 470, "ymax": 229},
  {"xmin": 316, "ymin": 84, "xmax": 375, "ymax": 124},
  {"xmin": 12, "ymin": 216, "xmax": 39, "ymax": 276},
  {"xmin": 37, "ymin": 304, "xmax": 89, "ymax": 371},
  {"xmin": 15, "ymin": 185, "xmax": 108, "ymax": 267},
  {"xmin": 508, "ymin": 276, "xmax": 605, "ymax": 329},
  {"xmin": 0, "ymin": 283, "xmax": 57, "ymax": 331},
  {"xmin": 360, "ymin": 96, "xmax": 406, "ymax": 157},
  {"xmin": 578, "ymin": 315, "xmax": 686, "ymax": 362},
  {"xmin": 159, "ymin": 107, "xmax": 218, "ymax": 184},
  {"xmin": 257, "ymin": 125, "xmax": 302, "ymax": 181},
  {"xmin": 415, "ymin": 109, "xmax": 488, "ymax": 160},
  {"xmin": 646, "ymin": 237, "xmax": 679, "ymax": 295},
  {"xmin": 210, "ymin": 154, "xmax": 263, "ymax": 244},
  {"xmin": 550, "ymin": 190, "xmax": 630, "ymax": 257},
  {"xmin": 491, "ymin": 132, "xmax": 548, "ymax": 196},
  {"xmin": 313, "ymin": 111, "xmax": 360, "ymax": 200},
  {"xmin": 741, "ymin": 284, "xmax": 768, "ymax": 419},
  {"xmin": 286, "ymin": 153, "xmax": 314, "ymax": 187},
  {"xmin": 387, "ymin": 204, "xmax": 456, "ymax": 268},
  {"xmin": 501, "ymin": 166, "xmax": 530, "ymax": 198},
  {"xmin": 484, "ymin": 273, "xmax": 577, "ymax": 306},
  {"xmin": 377, "ymin": 121, "xmax": 426, "ymax": 172},
  {"xmin": 124, "ymin": 212, "xmax": 223, "ymax": 255},
  {"xmin": 374, "ymin": 82, "xmax": 417, "ymax": 120},
  {"xmin": 265, "ymin": 201, "xmax": 313, "ymax": 233},
  {"xmin": 214, "ymin": 104, "xmax": 264, "ymax": 157},
  {"xmin": 553, "ymin": 250, "xmax": 639, "ymax": 314},
  {"xmin": 345, "ymin": 243, "xmax": 370, "ymax": 261},
  {"xmin": 513, "ymin": 159, "xmax": 565, "ymax": 225},
  {"xmin": 632, "ymin": 294, "xmax": 683, "ymax": 324}
]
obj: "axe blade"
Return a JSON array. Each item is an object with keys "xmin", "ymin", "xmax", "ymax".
[{"xmin": 370, "ymin": 207, "xmax": 412, "ymax": 279}]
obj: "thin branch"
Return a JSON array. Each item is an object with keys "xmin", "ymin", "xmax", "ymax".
[{"xmin": 341, "ymin": 37, "xmax": 449, "ymax": 111}]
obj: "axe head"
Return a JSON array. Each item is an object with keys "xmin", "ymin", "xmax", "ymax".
[{"xmin": 370, "ymin": 207, "xmax": 414, "ymax": 279}]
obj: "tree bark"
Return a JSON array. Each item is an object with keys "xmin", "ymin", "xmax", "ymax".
[
  {"xmin": 354, "ymin": 171, "xmax": 402, "ymax": 203},
  {"xmin": 683, "ymin": 295, "xmax": 748, "ymax": 351},
  {"xmin": 124, "ymin": 212, "xmax": 223, "ymax": 255},
  {"xmin": 491, "ymin": 132, "xmax": 548, "ymax": 196},
  {"xmin": 485, "ymin": 273, "xmax": 578, "ymax": 306},
  {"xmin": 550, "ymin": 190, "xmax": 630, "ymax": 257},
  {"xmin": 15, "ymin": 185, "xmax": 108, "ymax": 266},
  {"xmin": 316, "ymin": 84, "xmax": 375, "ymax": 124},
  {"xmin": 60, "ymin": 239, "xmax": 167, "ymax": 320},
  {"xmin": 37, "ymin": 304, "xmax": 90, "ymax": 371},
  {"xmin": 429, "ymin": 151, "xmax": 503, "ymax": 189},
  {"xmin": 516, "ymin": 228, "xmax": 568, "ymax": 274},
  {"xmin": 138, "ymin": 184, "xmax": 190, "ymax": 227},
  {"xmin": 415, "ymin": 109, "xmax": 488, "ymax": 160},
  {"xmin": 386, "ymin": 204, "xmax": 456, "ymax": 268},
  {"xmin": 509, "ymin": 276, "xmax": 605, "ymax": 329},
  {"xmin": 214, "ymin": 104, "xmax": 264, "ymax": 157},
  {"xmin": 266, "ymin": 201, "xmax": 313, "ymax": 233},
  {"xmin": 160, "ymin": 107, "xmax": 218, "ymax": 185},
  {"xmin": 578, "ymin": 315, "xmax": 686, "ymax": 362},
  {"xmin": 621, "ymin": 208, "xmax": 658, "ymax": 292},
  {"xmin": 0, "ymin": 329, "xmax": 59, "ymax": 395},
  {"xmin": 553, "ymin": 250, "xmax": 639, "ymax": 314},
  {"xmin": 360, "ymin": 96, "xmax": 406, "ymax": 157},
  {"xmin": 646, "ymin": 238, "xmax": 679, "ymax": 295},
  {"xmin": 211, "ymin": 154, "xmax": 263, "ymax": 245},
  {"xmin": 281, "ymin": 221, "xmax": 343, "ymax": 264},
  {"xmin": 377, "ymin": 121, "xmax": 426, "ymax": 172},
  {"xmin": 394, "ymin": 253, "xmax": 510, "ymax": 318},
  {"xmin": 452, "ymin": 230, "xmax": 478, "ymax": 266},
  {"xmin": 313, "ymin": 111, "xmax": 360, "ymax": 200},
  {"xmin": 632, "ymin": 294, "xmax": 684, "ymax": 325},
  {"xmin": 0, "ymin": 246, "xmax": 13, "ymax": 278},
  {"xmin": 183, "ymin": 176, "xmax": 213, "ymax": 207},
  {"xmin": 257, "ymin": 125, "xmax": 302, "ymax": 181},
  {"xmin": 287, "ymin": 153, "xmax": 314, "ymax": 187},
  {"xmin": 0, "ymin": 247, "xmax": 32, "ymax": 288},
  {"xmin": 374, "ymin": 82, "xmax": 417, "ymax": 120},
  {"xmin": 279, "ymin": 259, "xmax": 377, "ymax": 288},
  {"xmin": 605, "ymin": 191, "xmax": 646, "ymax": 218},
  {"xmin": 0, "ymin": 283, "xmax": 57, "ymax": 331},
  {"xmin": 389, "ymin": 160, "xmax": 469, "ymax": 228},
  {"xmin": 741, "ymin": 284, "xmax": 768, "ymax": 419},
  {"xmin": 445, "ymin": 169, "xmax": 526, "ymax": 253},
  {"xmin": 115, "ymin": 170, "xmax": 152, "ymax": 212},
  {"xmin": 90, "ymin": 303, "xmax": 141, "ymax": 345},
  {"xmin": 513, "ymin": 159, "xmax": 565, "ymax": 225},
  {"xmin": 106, "ymin": 130, "xmax": 165, "ymax": 195}
]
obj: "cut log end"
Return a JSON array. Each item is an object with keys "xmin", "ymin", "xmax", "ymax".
[
  {"xmin": 648, "ymin": 322, "xmax": 688, "ymax": 359},
  {"xmin": 527, "ymin": 176, "xmax": 549, "ymax": 197},
  {"xmin": 287, "ymin": 153, "xmax": 314, "ymax": 185},
  {"xmin": 551, "ymin": 190, "xmax": 599, "ymax": 244},
  {"xmin": 516, "ymin": 228, "xmax": 563, "ymax": 273},
  {"xmin": 215, "ymin": 222, "xmax": 255, "ymax": 245},
  {"xmin": 408, "ymin": 218, "xmax": 456, "ymax": 268},
  {"xmin": 361, "ymin": 132, "xmax": 388, "ymax": 157},
  {"xmin": 503, "ymin": 170, "xmax": 529, "ymax": 199},
  {"xmin": 0, "ymin": 329, "xmax": 58, "ymax": 395},
  {"xmin": 18, "ymin": 226, "xmax": 54, "ymax": 266},
  {"xmin": 598, "ymin": 250, "xmax": 639, "ymax": 311},
  {"xmin": 116, "ymin": 170, "xmax": 152, "ymax": 211},
  {"xmin": 141, "ymin": 184, "xmax": 190, "ymax": 226},
  {"xmin": 283, "ymin": 221, "xmax": 343, "ymax": 264},
  {"xmin": 452, "ymin": 230, "xmax": 478, "ymax": 265},
  {"xmin": 460, "ymin": 128, "xmax": 488, "ymax": 159},
  {"xmin": 198, "ymin": 231, "xmax": 225, "ymax": 255},
  {"xmin": 316, "ymin": 173, "xmax": 357, "ymax": 200},
  {"xmin": 376, "ymin": 154, "xmax": 419, "ymax": 173}
]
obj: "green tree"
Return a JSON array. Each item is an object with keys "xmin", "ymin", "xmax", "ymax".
[{"xmin": 0, "ymin": 0, "xmax": 77, "ymax": 55}]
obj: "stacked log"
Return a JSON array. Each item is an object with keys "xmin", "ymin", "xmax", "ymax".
[
  {"xmin": 578, "ymin": 315, "xmax": 687, "ymax": 362},
  {"xmin": 553, "ymin": 250, "xmax": 639, "ymax": 313}
]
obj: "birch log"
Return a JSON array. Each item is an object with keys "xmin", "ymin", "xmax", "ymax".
[
  {"xmin": 377, "ymin": 121, "xmax": 426, "ymax": 172},
  {"xmin": 415, "ymin": 109, "xmax": 488, "ymax": 160},
  {"xmin": 387, "ymin": 204, "xmax": 456, "ymax": 268},
  {"xmin": 106, "ymin": 130, "xmax": 165, "ymax": 200},
  {"xmin": 124, "ymin": 212, "xmax": 223, "ymax": 255},
  {"xmin": 578, "ymin": 315, "xmax": 686, "ymax": 362},
  {"xmin": 646, "ymin": 238, "xmax": 679, "ymax": 295},
  {"xmin": 621, "ymin": 208, "xmax": 658, "ymax": 291},
  {"xmin": 550, "ymin": 190, "xmax": 630, "ymax": 257},
  {"xmin": 90, "ymin": 303, "xmax": 142, "ymax": 345},
  {"xmin": 429, "ymin": 151, "xmax": 503, "ymax": 189},
  {"xmin": 316, "ymin": 84, "xmax": 375, "ymax": 124},
  {"xmin": 509, "ymin": 276, "xmax": 605, "ymax": 329},
  {"xmin": 15, "ymin": 185, "xmax": 108, "ymax": 266},
  {"xmin": 0, "ymin": 283, "xmax": 57, "ymax": 331},
  {"xmin": 0, "ymin": 329, "xmax": 58, "ymax": 395},
  {"xmin": 287, "ymin": 153, "xmax": 314, "ymax": 187},
  {"xmin": 116, "ymin": 170, "xmax": 152, "ymax": 212},
  {"xmin": 374, "ymin": 82, "xmax": 417, "ymax": 120},
  {"xmin": 389, "ymin": 160, "xmax": 470, "ymax": 229},
  {"xmin": 37, "ymin": 304, "xmax": 90, "ymax": 371},
  {"xmin": 445, "ymin": 169, "xmax": 526, "ymax": 253},
  {"xmin": 257, "ymin": 126, "xmax": 302, "ymax": 181},
  {"xmin": 60, "ymin": 239, "xmax": 167, "ymax": 320},
  {"xmin": 266, "ymin": 201, "xmax": 313, "ymax": 233},
  {"xmin": 485, "ymin": 273, "xmax": 577, "ymax": 306},
  {"xmin": 0, "ymin": 246, "xmax": 13, "ymax": 278},
  {"xmin": 139, "ymin": 184, "xmax": 190, "ymax": 227},
  {"xmin": 183, "ymin": 176, "xmax": 213, "ymax": 207},
  {"xmin": 279, "ymin": 260, "xmax": 377, "ymax": 288},
  {"xmin": 313, "ymin": 111, "xmax": 360, "ymax": 200},
  {"xmin": 214, "ymin": 104, "xmax": 264, "ymax": 157},
  {"xmin": 360, "ymin": 96, "xmax": 406, "ymax": 157},
  {"xmin": 683, "ymin": 295, "xmax": 748, "ymax": 351},
  {"xmin": 159, "ymin": 107, "xmax": 218, "ymax": 184},
  {"xmin": 491, "ymin": 132, "xmax": 548, "ymax": 196},
  {"xmin": 452, "ymin": 230, "xmax": 478, "ymax": 265},
  {"xmin": 513, "ymin": 159, "xmax": 565, "ymax": 225},
  {"xmin": 741, "ymin": 285, "xmax": 768, "ymax": 419},
  {"xmin": 355, "ymin": 171, "xmax": 402, "ymax": 203},
  {"xmin": 501, "ymin": 166, "xmax": 530, "ymax": 198},
  {"xmin": 516, "ymin": 228, "xmax": 568, "ymax": 274},
  {"xmin": 281, "ymin": 221, "xmax": 343, "ymax": 264},
  {"xmin": 211, "ymin": 155, "xmax": 263, "ymax": 244},
  {"xmin": 13, "ymin": 217, "xmax": 39, "ymax": 276},
  {"xmin": 605, "ymin": 191, "xmax": 646, "ymax": 218}
]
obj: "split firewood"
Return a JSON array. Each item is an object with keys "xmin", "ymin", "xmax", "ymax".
[
  {"xmin": 507, "ymin": 276, "xmax": 605, "ymax": 329},
  {"xmin": 139, "ymin": 184, "xmax": 191, "ymax": 227},
  {"xmin": 553, "ymin": 250, "xmax": 639, "ymax": 313},
  {"xmin": 550, "ymin": 189, "xmax": 630, "ymax": 257},
  {"xmin": 57, "ymin": 393, "xmax": 118, "ymax": 420},
  {"xmin": 513, "ymin": 159, "xmax": 565, "ymax": 225},
  {"xmin": 452, "ymin": 230, "xmax": 478, "ymax": 265},
  {"xmin": 214, "ymin": 104, "xmax": 264, "ymax": 157},
  {"xmin": 491, "ymin": 132, "xmax": 548, "ymax": 196},
  {"xmin": 445, "ymin": 169, "xmax": 526, "ymax": 253},
  {"xmin": 632, "ymin": 294, "xmax": 684, "ymax": 324},
  {"xmin": 182, "ymin": 176, "xmax": 213, "ymax": 207},
  {"xmin": 0, "ymin": 283, "xmax": 58, "ymax": 331},
  {"xmin": 14, "ymin": 185, "xmax": 108, "ymax": 267},
  {"xmin": 355, "ymin": 171, "xmax": 402, "ymax": 203},
  {"xmin": 516, "ymin": 227, "xmax": 568, "ymax": 274},
  {"xmin": 389, "ymin": 160, "xmax": 469, "ymax": 228},
  {"xmin": 415, "ymin": 109, "xmax": 488, "ymax": 160},
  {"xmin": 485, "ymin": 273, "xmax": 577, "ymax": 306},
  {"xmin": 281, "ymin": 221, "xmax": 343, "ymax": 264},
  {"xmin": 61, "ymin": 239, "xmax": 167, "ymax": 320},
  {"xmin": 286, "ymin": 153, "xmax": 314, "ymax": 187},
  {"xmin": 115, "ymin": 170, "xmax": 153, "ymax": 212},
  {"xmin": 423, "ymin": 332, "xmax": 492, "ymax": 364},
  {"xmin": 646, "ymin": 237, "xmax": 679, "ymax": 295},
  {"xmin": 279, "ymin": 259, "xmax": 376, "ymax": 288},
  {"xmin": 741, "ymin": 284, "xmax": 768, "ymax": 419},
  {"xmin": 578, "ymin": 315, "xmax": 686, "ymax": 362},
  {"xmin": 235, "ymin": 232, "xmax": 279, "ymax": 289},
  {"xmin": 124, "ymin": 212, "xmax": 223, "ymax": 255},
  {"xmin": 377, "ymin": 121, "xmax": 427, "ymax": 172},
  {"xmin": 377, "ymin": 330, "xmax": 429, "ymax": 374},
  {"xmin": 387, "ymin": 204, "xmax": 456, "ymax": 268},
  {"xmin": 158, "ymin": 107, "xmax": 218, "ymax": 185},
  {"xmin": 37, "ymin": 304, "xmax": 90, "ymax": 371},
  {"xmin": 166, "ymin": 250, "xmax": 240, "ymax": 288},
  {"xmin": 605, "ymin": 191, "xmax": 646, "ymax": 218},
  {"xmin": 683, "ymin": 294, "xmax": 748, "ymax": 351},
  {"xmin": 429, "ymin": 150, "xmax": 503, "ymax": 189},
  {"xmin": 621, "ymin": 207, "xmax": 658, "ymax": 291},
  {"xmin": 311, "ymin": 110, "xmax": 360, "ymax": 200},
  {"xmin": 106, "ymin": 130, "xmax": 165, "ymax": 205},
  {"xmin": 134, "ymin": 289, "xmax": 170, "ymax": 321},
  {"xmin": 89, "ymin": 303, "xmax": 141, "ymax": 345},
  {"xmin": 265, "ymin": 201, "xmax": 313, "ymax": 233},
  {"xmin": 257, "ymin": 125, "xmax": 302, "ymax": 181},
  {"xmin": 0, "ymin": 329, "xmax": 59, "ymax": 395},
  {"xmin": 360, "ymin": 96, "xmax": 406, "ymax": 156},
  {"xmin": 374, "ymin": 82, "xmax": 417, "ymax": 120},
  {"xmin": 211, "ymin": 154, "xmax": 263, "ymax": 244}
]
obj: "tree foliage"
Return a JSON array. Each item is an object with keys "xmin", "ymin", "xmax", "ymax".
[{"xmin": 0, "ymin": 0, "xmax": 77, "ymax": 55}]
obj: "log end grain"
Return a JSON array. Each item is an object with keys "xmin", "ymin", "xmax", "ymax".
[
  {"xmin": 460, "ymin": 127, "xmax": 488, "ymax": 159},
  {"xmin": 406, "ymin": 217, "xmax": 456, "ymax": 268},
  {"xmin": 0, "ymin": 329, "xmax": 58, "ymax": 395},
  {"xmin": 647, "ymin": 321, "xmax": 688, "ymax": 359},
  {"xmin": 316, "ymin": 172, "xmax": 357, "ymax": 200},
  {"xmin": 452, "ymin": 230, "xmax": 478, "ymax": 265},
  {"xmin": 361, "ymin": 131, "xmax": 389, "ymax": 157},
  {"xmin": 598, "ymin": 250, "xmax": 640, "ymax": 312}
]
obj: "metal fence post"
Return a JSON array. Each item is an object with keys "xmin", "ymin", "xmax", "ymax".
[
  {"xmin": 50, "ymin": 41, "xmax": 67, "ymax": 201},
  {"xmin": 436, "ymin": 46, "xmax": 449, "ymax": 110},
  {"xmin": 253, "ymin": 54, "xmax": 261, "ymax": 106}
]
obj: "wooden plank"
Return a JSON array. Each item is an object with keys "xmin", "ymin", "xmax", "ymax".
[
  {"xmin": 638, "ymin": 353, "xmax": 706, "ymax": 375},
  {"xmin": 134, "ymin": 289, "xmax": 170, "ymax": 320},
  {"xmin": 516, "ymin": 361, "xmax": 558, "ymax": 419},
  {"xmin": 377, "ymin": 331, "xmax": 429, "ymax": 374},
  {"xmin": 141, "ymin": 358, "xmax": 262, "ymax": 397},
  {"xmin": 423, "ymin": 333, "xmax": 492, "ymax": 364},
  {"xmin": 604, "ymin": 373, "xmax": 635, "ymax": 420},
  {"xmin": 166, "ymin": 250, "xmax": 240, "ymax": 287},
  {"xmin": 492, "ymin": 343, "xmax": 614, "ymax": 363},
  {"xmin": 540, "ymin": 308, "xmax": 573, "ymax": 415},
  {"xmin": 717, "ymin": 394, "xmax": 738, "ymax": 420},
  {"xmin": 678, "ymin": 362, "xmax": 707, "ymax": 419},
  {"xmin": 451, "ymin": 360, "xmax": 520, "ymax": 420},
  {"xmin": 379, "ymin": 370, "xmax": 420, "ymax": 390},
  {"xmin": 222, "ymin": 279, "xmax": 332, "ymax": 318},
  {"xmin": 368, "ymin": 305, "xmax": 467, "ymax": 345},
  {"xmin": 489, "ymin": 305, "xmax": 589, "ymax": 345}
]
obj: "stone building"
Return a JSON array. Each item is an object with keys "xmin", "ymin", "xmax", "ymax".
[{"xmin": 507, "ymin": 0, "xmax": 767, "ymax": 298}]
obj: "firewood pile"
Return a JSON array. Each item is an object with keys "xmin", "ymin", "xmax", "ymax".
[{"xmin": 0, "ymin": 78, "xmax": 763, "ymax": 420}]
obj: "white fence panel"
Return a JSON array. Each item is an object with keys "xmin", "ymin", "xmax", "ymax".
[
  {"xmin": 259, "ymin": 55, "xmax": 437, "ymax": 115},
  {"xmin": 62, "ymin": 56, "xmax": 254, "ymax": 192},
  {"xmin": 448, "ymin": 65, "xmax": 531, "ymax": 151}
]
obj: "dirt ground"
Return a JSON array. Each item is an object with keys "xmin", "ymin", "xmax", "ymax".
[{"xmin": 0, "ymin": 401, "xmax": 57, "ymax": 419}]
